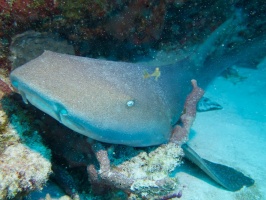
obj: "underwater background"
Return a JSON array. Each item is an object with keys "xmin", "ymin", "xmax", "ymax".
[{"xmin": 0, "ymin": 0, "xmax": 265, "ymax": 199}]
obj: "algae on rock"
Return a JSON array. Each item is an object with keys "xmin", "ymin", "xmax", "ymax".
[{"xmin": 0, "ymin": 95, "xmax": 52, "ymax": 199}]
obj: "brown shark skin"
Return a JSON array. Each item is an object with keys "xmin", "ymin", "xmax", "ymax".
[{"xmin": 10, "ymin": 51, "xmax": 197, "ymax": 146}]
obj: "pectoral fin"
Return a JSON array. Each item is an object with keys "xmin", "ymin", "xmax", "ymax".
[{"xmin": 182, "ymin": 144, "xmax": 254, "ymax": 191}]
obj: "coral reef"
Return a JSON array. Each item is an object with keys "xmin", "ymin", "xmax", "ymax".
[
  {"xmin": 0, "ymin": 38, "xmax": 11, "ymax": 71},
  {"xmin": 0, "ymin": 0, "xmax": 57, "ymax": 26},
  {"xmin": 0, "ymin": 79, "xmax": 13, "ymax": 97},
  {"xmin": 88, "ymin": 142, "xmax": 183, "ymax": 199},
  {"xmin": 102, "ymin": 0, "xmax": 168, "ymax": 45},
  {"xmin": 9, "ymin": 30, "xmax": 75, "ymax": 68},
  {"xmin": 0, "ymin": 68, "xmax": 13, "ymax": 98},
  {"xmin": 0, "ymin": 0, "xmax": 59, "ymax": 72},
  {"xmin": 0, "ymin": 0, "xmax": 264, "ymax": 199},
  {"xmin": 0, "ymin": 80, "xmax": 52, "ymax": 199},
  {"xmin": 0, "ymin": 0, "xmax": 264, "ymax": 62},
  {"xmin": 0, "ymin": 143, "xmax": 51, "ymax": 199}
]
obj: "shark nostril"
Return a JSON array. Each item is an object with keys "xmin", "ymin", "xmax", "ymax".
[{"xmin": 126, "ymin": 100, "xmax": 135, "ymax": 107}]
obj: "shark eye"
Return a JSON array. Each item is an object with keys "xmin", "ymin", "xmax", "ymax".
[{"xmin": 126, "ymin": 100, "xmax": 135, "ymax": 107}]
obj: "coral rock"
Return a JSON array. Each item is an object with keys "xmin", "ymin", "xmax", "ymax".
[{"xmin": 0, "ymin": 143, "xmax": 51, "ymax": 199}]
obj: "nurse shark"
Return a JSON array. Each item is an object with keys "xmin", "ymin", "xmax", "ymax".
[
  {"xmin": 9, "ymin": 18, "xmax": 264, "ymax": 193},
  {"xmin": 10, "ymin": 18, "xmax": 265, "ymax": 147}
]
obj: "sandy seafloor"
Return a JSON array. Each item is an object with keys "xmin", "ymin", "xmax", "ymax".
[{"xmin": 173, "ymin": 58, "xmax": 266, "ymax": 200}]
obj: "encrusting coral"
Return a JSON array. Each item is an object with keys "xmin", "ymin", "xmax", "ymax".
[
  {"xmin": 88, "ymin": 142, "xmax": 182, "ymax": 199},
  {"xmin": 0, "ymin": 143, "xmax": 51, "ymax": 199},
  {"xmin": 0, "ymin": 74, "xmax": 52, "ymax": 199},
  {"xmin": 0, "ymin": 69, "xmax": 13, "ymax": 98}
]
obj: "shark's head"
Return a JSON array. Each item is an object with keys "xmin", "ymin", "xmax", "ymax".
[{"xmin": 10, "ymin": 51, "xmax": 174, "ymax": 147}]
